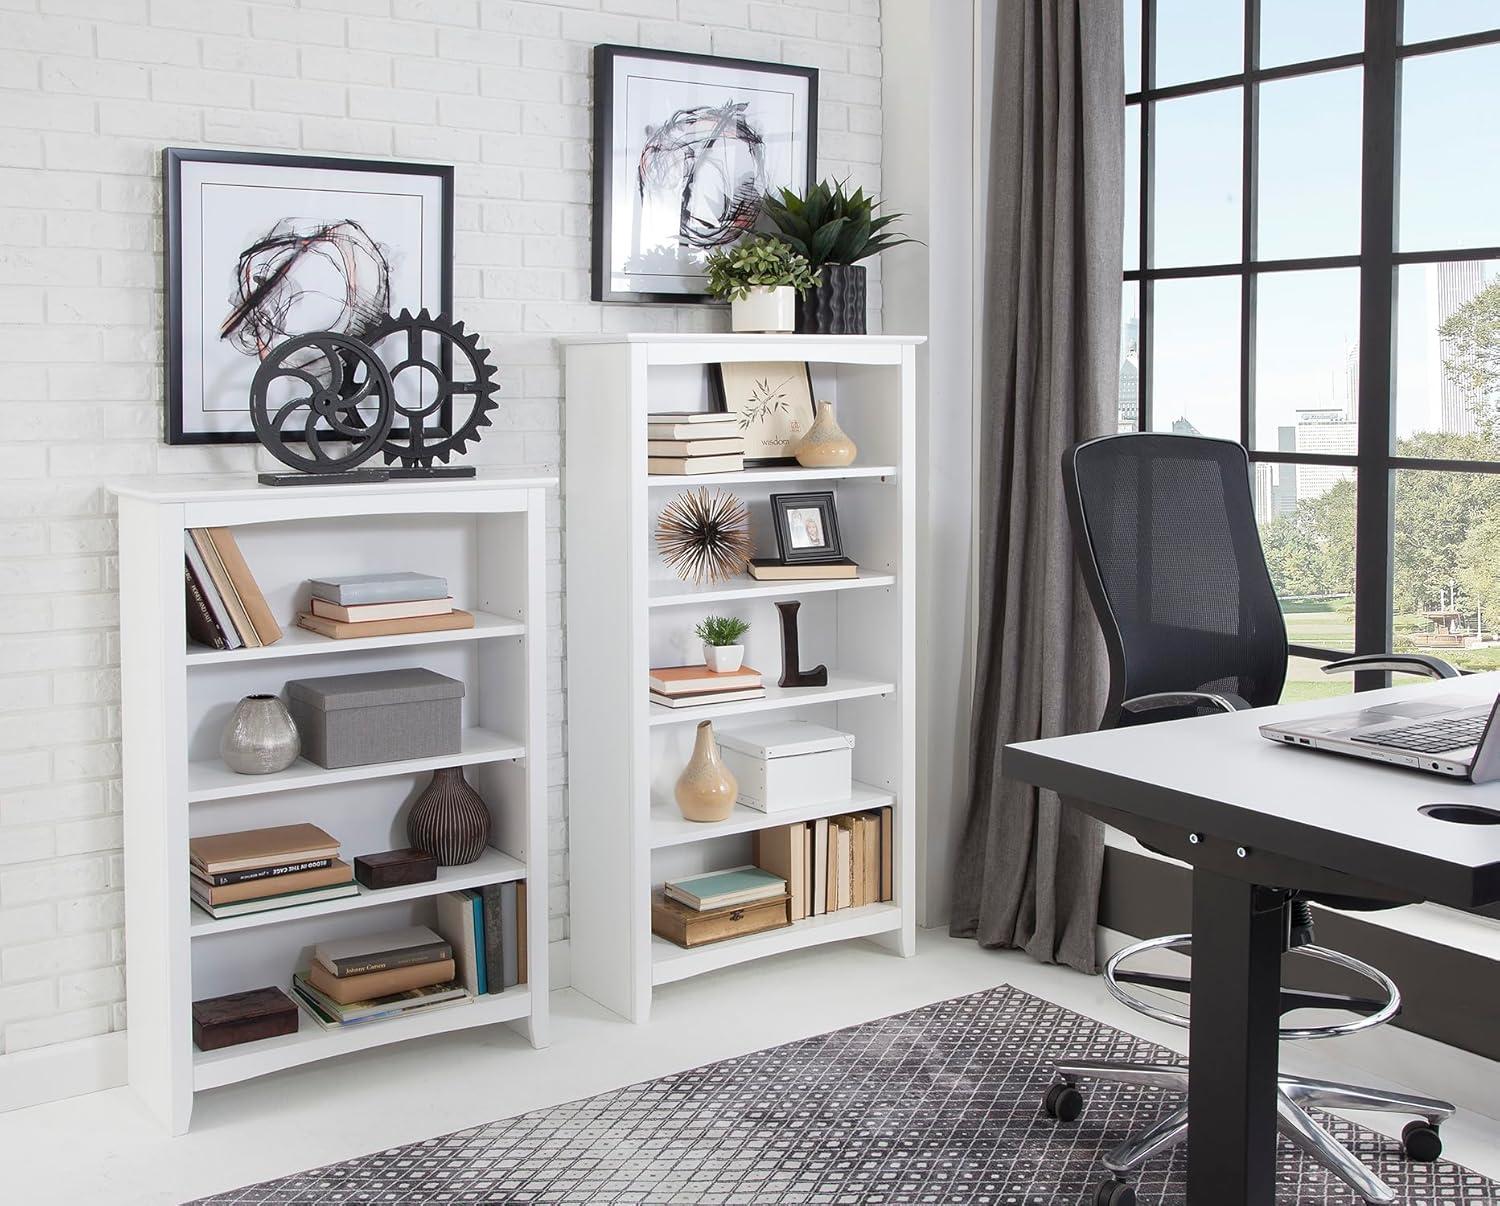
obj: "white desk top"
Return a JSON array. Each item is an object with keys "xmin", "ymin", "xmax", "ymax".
[{"xmin": 1006, "ymin": 673, "xmax": 1500, "ymax": 909}]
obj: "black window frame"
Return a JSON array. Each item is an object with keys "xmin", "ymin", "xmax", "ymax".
[{"xmin": 1125, "ymin": 0, "xmax": 1500, "ymax": 679}]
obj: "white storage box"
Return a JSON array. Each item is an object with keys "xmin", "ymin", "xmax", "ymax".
[{"xmin": 717, "ymin": 721, "xmax": 855, "ymax": 813}]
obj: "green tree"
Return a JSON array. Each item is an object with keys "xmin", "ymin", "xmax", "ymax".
[
  {"xmin": 1260, "ymin": 477, "xmax": 1355, "ymax": 599},
  {"xmin": 1391, "ymin": 432, "xmax": 1500, "ymax": 617},
  {"xmin": 1439, "ymin": 278, "xmax": 1500, "ymax": 435}
]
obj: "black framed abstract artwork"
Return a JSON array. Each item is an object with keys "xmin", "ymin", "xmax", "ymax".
[
  {"xmin": 163, "ymin": 148, "xmax": 453, "ymax": 444},
  {"xmin": 710, "ymin": 360, "xmax": 817, "ymax": 465},
  {"xmin": 769, "ymin": 491, "xmax": 843, "ymax": 564},
  {"xmin": 591, "ymin": 45, "xmax": 818, "ymax": 304}
]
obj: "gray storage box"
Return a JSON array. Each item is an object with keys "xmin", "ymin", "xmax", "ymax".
[{"xmin": 286, "ymin": 668, "xmax": 464, "ymax": 769}]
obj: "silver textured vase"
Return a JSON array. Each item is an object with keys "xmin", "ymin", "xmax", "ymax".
[
  {"xmin": 220, "ymin": 694, "xmax": 300, "ymax": 775},
  {"xmin": 407, "ymin": 767, "xmax": 491, "ymax": 865}
]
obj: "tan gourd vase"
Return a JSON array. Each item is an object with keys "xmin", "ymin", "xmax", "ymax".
[
  {"xmin": 795, "ymin": 399, "xmax": 857, "ymax": 468},
  {"xmin": 674, "ymin": 720, "xmax": 738, "ymax": 822}
]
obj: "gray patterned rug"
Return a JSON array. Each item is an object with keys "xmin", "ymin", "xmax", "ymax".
[{"xmin": 196, "ymin": 985, "xmax": 1499, "ymax": 1204}]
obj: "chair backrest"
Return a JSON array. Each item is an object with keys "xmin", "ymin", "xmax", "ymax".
[{"xmin": 1062, "ymin": 433, "xmax": 1288, "ymax": 724}]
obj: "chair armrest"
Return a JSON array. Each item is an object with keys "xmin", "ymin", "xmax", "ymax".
[
  {"xmin": 1320, "ymin": 654, "xmax": 1459, "ymax": 680},
  {"xmin": 1121, "ymin": 691, "xmax": 1250, "ymax": 717}
]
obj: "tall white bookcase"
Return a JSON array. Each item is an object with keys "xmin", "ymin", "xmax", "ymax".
[
  {"xmin": 562, "ymin": 334, "xmax": 922, "ymax": 1023},
  {"xmin": 111, "ymin": 472, "xmax": 554, "ymax": 1134}
]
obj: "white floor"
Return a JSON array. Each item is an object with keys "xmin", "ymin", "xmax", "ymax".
[{"xmin": 4, "ymin": 928, "xmax": 1500, "ymax": 1205}]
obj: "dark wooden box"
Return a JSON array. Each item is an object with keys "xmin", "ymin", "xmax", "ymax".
[
  {"xmin": 650, "ymin": 890, "xmax": 792, "ymax": 949},
  {"xmin": 354, "ymin": 847, "xmax": 439, "ymax": 889},
  {"xmin": 192, "ymin": 986, "xmax": 298, "ymax": 1051}
]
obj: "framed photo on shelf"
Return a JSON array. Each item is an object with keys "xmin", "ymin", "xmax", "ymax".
[
  {"xmin": 163, "ymin": 147, "xmax": 453, "ymax": 445},
  {"xmin": 710, "ymin": 361, "xmax": 816, "ymax": 465},
  {"xmin": 591, "ymin": 45, "xmax": 818, "ymax": 303},
  {"xmin": 770, "ymin": 491, "xmax": 843, "ymax": 564}
]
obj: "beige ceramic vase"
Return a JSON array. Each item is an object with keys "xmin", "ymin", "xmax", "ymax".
[
  {"xmin": 674, "ymin": 720, "xmax": 738, "ymax": 822},
  {"xmin": 795, "ymin": 400, "xmax": 857, "ymax": 468}
]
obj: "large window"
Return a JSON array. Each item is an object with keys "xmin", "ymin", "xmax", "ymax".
[{"xmin": 1123, "ymin": 0, "xmax": 1500, "ymax": 701}]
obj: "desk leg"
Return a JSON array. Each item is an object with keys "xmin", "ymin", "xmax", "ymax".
[{"xmin": 1186, "ymin": 871, "xmax": 1286, "ymax": 1206}]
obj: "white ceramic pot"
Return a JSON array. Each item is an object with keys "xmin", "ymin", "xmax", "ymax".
[
  {"xmin": 731, "ymin": 285, "xmax": 795, "ymax": 333},
  {"xmin": 703, "ymin": 643, "xmax": 746, "ymax": 673}
]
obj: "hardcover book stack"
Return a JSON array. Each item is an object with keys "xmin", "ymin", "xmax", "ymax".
[
  {"xmin": 647, "ymin": 412, "xmax": 746, "ymax": 475},
  {"xmin": 191, "ymin": 823, "xmax": 357, "ymax": 919},
  {"xmin": 649, "ymin": 663, "xmax": 766, "ymax": 709},
  {"xmin": 752, "ymin": 807, "xmax": 895, "ymax": 921},
  {"xmin": 297, "ymin": 571, "xmax": 475, "ymax": 641},
  {"xmin": 651, "ymin": 866, "xmax": 790, "ymax": 949},
  {"xmin": 184, "ymin": 527, "xmax": 282, "ymax": 651},
  {"xmin": 292, "ymin": 925, "xmax": 470, "ymax": 1030}
]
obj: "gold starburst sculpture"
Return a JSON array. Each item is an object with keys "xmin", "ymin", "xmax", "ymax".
[{"xmin": 655, "ymin": 488, "xmax": 752, "ymax": 585}]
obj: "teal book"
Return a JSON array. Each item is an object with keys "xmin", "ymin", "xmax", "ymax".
[
  {"xmin": 663, "ymin": 865, "xmax": 786, "ymax": 911},
  {"xmin": 467, "ymin": 889, "xmax": 487, "ymax": 995}
]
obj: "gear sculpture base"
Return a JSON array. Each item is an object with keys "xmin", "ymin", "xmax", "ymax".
[{"xmin": 256, "ymin": 469, "xmax": 393, "ymax": 487}]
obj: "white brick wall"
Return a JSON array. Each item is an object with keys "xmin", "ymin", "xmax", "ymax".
[{"xmin": 0, "ymin": 0, "xmax": 883, "ymax": 1057}]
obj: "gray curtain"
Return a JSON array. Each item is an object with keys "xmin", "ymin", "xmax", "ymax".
[{"xmin": 948, "ymin": 0, "xmax": 1124, "ymax": 973}]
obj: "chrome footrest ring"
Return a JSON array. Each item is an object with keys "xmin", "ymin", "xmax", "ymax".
[{"xmin": 1103, "ymin": 934, "xmax": 1400, "ymax": 1039}]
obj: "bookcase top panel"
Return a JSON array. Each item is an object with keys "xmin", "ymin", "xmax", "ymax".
[
  {"xmin": 556, "ymin": 333, "xmax": 926, "ymax": 346},
  {"xmin": 108, "ymin": 469, "xmax": 557, "ymax": 504}
]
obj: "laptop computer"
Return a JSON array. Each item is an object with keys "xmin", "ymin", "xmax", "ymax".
[{"xmin": 1260, "ymin": 692, "xmax": 1500, "ymax": 783}]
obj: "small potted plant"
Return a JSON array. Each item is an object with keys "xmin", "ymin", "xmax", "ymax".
[
  {"xmin": 696, "ymin": 614, "xmax": 750, "ymax": 673},
  {"xmin": 761, "ymin": 178, "xmax": 920, "ymax": 334},
  {"xmin": 703, "ymin": 236, "xmax": 819, "ymax": 333}
]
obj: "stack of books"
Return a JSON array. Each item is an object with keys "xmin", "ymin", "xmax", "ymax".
[
  {"xmin": 184, "ymin": 527, "xmax": 282, "ymax": 651},
  {"xmin": 649, "ymin": 664, "xmax": 766, "ymax": 709},
  {"xmin": 296, "ymin": 571, "xmax": 475, "ymax": 641},
  {"xmin": 433, "ymin": 883, "xmax": 528, "ymax": 997},
  {"xmin": 748, "ymin": 557, "xmax": 859, "ymax": 581},
  {"xmin": 752, "ymin": 807, "xmax": 895, "ymax": 921},
  {"xmin": 190, "ymin": 824, "xmax": 357, "ymax": 919},
  {"xmin": 651, "ymin": 865, "xmax": 792, "ymax": 949},
  {"xmin": 292, "ymin": 925, "xmax": 471, "ymax": 1030},
  {"xmin": 647, "ymin": 412, "xmax": 746, "ymax": 475}
]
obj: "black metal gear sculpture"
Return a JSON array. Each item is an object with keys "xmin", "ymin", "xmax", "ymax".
[
  {"xmin": 249, "ymin": 331, "xmax": 395, "ymax": 476},
  {"xmin": 361, "ymin": 308, "xmax": 499, "ymax": 469}
]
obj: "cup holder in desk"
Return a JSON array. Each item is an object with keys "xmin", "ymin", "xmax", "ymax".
[{"xmin": 1419, "ymin": 803, "xmax": 1500, "ymax": 825}]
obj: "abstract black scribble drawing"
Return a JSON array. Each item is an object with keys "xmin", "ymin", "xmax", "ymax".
[
  {"xmin": 248, "ymin": 330, "xmax": 395, "ymax": 478},
  {"xmin": 638, "ymin": 101, "xmax": 767, "ymax": 250},
  {"xmin": 361, "ymin": 308, "xmax": 499, "ymax": 469},
  {"xmin": 221, "ymin": 218, "xmax": 392, "ymax": 359}
]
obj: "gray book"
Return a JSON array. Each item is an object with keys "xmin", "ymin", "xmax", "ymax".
[
  {"xmin": 499, "ymin": 881, "xmax": 520, "ymax": 989},
  {"xmin": 480, "ymin": 883, "xmax": 505, "ymax": 995},
  {"xmin": 307, "ymin": 572, "xmax": 449, "ymax": 606}
]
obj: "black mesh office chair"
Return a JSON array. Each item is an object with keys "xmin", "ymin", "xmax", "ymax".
[{"xmin": 1045, "ymin": 433, "xmax": 1456, "ymax": 1206}]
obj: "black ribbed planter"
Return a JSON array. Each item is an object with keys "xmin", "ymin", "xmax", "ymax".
[{"xmin": 796, "ymin": 263, "xmax": 867, "ymax": 335}]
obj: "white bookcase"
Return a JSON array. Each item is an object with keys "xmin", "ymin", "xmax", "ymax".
[
  {"xmin": 562, "ymin": 334, "xmax": 922, "ymax": 1023},
  {"xmin": 110, "ymin": 472, "xmax": 554, "ymax": 1134}
]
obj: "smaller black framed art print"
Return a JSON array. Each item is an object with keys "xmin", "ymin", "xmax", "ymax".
[
  {"xmin": 164, "ymin": 148, "xmax": 453, "ymax": 445},
  {"xmin": 591, "ymin": 45, "xmax": 818, "ymax": 303},
  {"xmin": 770, "ymin": 492, "xmax": 843, "ymax": 564},
  {"xmin": 710, "ymin": 360, "xmax": 816, "ymax": 465}
]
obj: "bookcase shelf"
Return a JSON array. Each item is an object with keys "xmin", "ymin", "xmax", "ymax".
[
  {"xmin": 648, "ymin": 571, "xmax": 895, "ymax": 608},
  {"xmin": 647, "ymin": 675, "xmax": 896, "ymax": 727},
  {"xmin": 649, "ymin": 783, "xmax": 895, "ymax": 849},
  {"xmin": 651, "ymin": 902, "xmax": 903, "ymax": 986},
  {"xmin": 184, "ymin": 609, "xmax": 525, "ymax": 666},
  {"xmin": 187, "ymin": 727, "xmax": 527, "ymax": 803},
  {"xmin": 564, "ymin": 333, "xmax": 920, "ymax": 1023},
  {"xmin": 112, "ymin": 471, "xmax": 554, "ymax": 1134},
  {"xmin": 188, "ymin": 848, "xmax": 527, "ymax": 938},
  {"xmin": 193, "ymin": 984, "xmax": 533, "ymax": 1091},
  {"xmin": 645, "ymin": 464, "xmax": 897, "ymax": 488}
]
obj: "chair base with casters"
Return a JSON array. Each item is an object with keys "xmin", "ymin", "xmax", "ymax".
[{"xmin": 1041, "ymin": 924, "xmax": 1455, "ymax": 1206}]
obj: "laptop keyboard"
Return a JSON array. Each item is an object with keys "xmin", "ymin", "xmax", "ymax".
[{"xmin": 1353, "ymin": 715, "xmax": 1488, "ymax": 754}]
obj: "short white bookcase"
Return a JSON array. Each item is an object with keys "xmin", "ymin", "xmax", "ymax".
[
  {"xmin": 562, "ymin": 334, "xmax": 921, "ymax": 1023},
  {"xmin": 111, "ymin": 472, "xmax": 554, "ymax": 1134}
]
